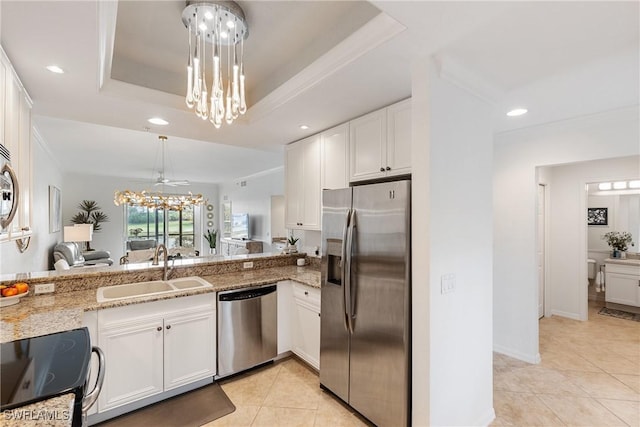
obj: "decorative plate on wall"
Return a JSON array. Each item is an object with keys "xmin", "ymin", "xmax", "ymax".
[
  {"xmin": 207, "ymin": 212, "xmax": 214, "ymax": 219},
  {"xmin": 207, "ymin": 221, "xmax": 214, "ymax": 227},
  {"xmin": 207, "ymin": 204, "xmax": 214, "ymax": 211}
]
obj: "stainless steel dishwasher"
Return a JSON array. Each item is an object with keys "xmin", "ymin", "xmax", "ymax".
[{"xmin": 217, "ymin": 283, "xmax": 278, "ymax": 377}]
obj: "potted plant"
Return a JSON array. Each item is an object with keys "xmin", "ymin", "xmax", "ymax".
[
  {"xmin": 603, "ymin": 231, "xmax": 634, "ymax": 258},
  {"xmin": 70, "ymin": 200, "xmax": 109, "ymax": 251},
  {"xmin": 204, "ymin": 229, "xmax": 218, "ymax": 255},
  {"xmin": 287, "ymin": 234, "xmax": 299, "ymax": 254}
]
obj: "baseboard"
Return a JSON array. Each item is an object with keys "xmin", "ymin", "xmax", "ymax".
[
  {"xmin": 475, "ymin": 407, "xmax": 496, "ymax": 427},
  {"xmin": 550, "ymin": 309, "xmax": 581, "ymax": 320},
  {"xmin": 493, "ymin": 344, "xmax": 540, "ymax": 364}
]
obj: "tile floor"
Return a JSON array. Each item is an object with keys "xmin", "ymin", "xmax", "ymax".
[
  {"xmin": 492, "ymin": 300, "xmax": 639, "ymax": 427},
  {"xmin": 205, "ymin": 358, "xmax": 367, "ymax": 427},
  {"xmin": 208, "ymin": 299, "xmax": 638, "ymax": 426}
]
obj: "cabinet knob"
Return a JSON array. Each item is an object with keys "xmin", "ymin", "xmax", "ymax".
[
  {"xmin": 156, "ymin": 326, "xmax": 162, "ymax": 332},
  {"xmin": 386, "ymin": 166, "xmax": 391, "ymax": 171},
  {"xmin": 304, "ymin": 291, "xmax": 309, "ymax": 296},
  {"xmin": 166, "ymin": 325, "xmax": 171, "ymax": 330},
  {"xmin": 380, "ymin": 167, "xmax": 385, "ymax": 172}
]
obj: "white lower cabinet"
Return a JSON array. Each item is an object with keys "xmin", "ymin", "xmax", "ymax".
[
  {"xmin": 605, "ymin": 263, "xmax": 640, "ymax": 307},
  {"xmin": 96, "ymin": 294, "xmax": 216, "ymax": 413},
  {"xmin": 291, "ymin": 283, "xmax": 321, "ymax": 370}
]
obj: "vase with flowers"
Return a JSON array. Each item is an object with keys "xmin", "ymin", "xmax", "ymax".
[{"xmin": 603, "ymin": 231, "xmax": 634, "ymax": 259}]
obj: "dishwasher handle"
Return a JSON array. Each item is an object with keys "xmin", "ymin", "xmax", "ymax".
[{"xmin": 219, "ymin": 284, "xmax": 277, "ymax": 301}]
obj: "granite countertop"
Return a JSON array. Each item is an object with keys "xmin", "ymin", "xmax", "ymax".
[
  {"xmin": 1, "ymin": 393, "xmax": 74, "ymax": 427},
  {"xmin": 0, "ymin": 266, "xmax": 320, "ymax": 343}
]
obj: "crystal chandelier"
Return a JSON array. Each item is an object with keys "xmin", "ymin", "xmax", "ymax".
[
  {"xmin": 182, "ymin": 1, "xmax": 248, "ymax": 128},
  {"xmin": 114, "ymin": 136, "xmax": 205, "ymax": 211}
]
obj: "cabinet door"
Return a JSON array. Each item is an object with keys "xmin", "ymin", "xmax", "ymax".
[
  {"xmin": 321, "ymin": 123, "xmax": 348, "ymax": 190},
  {"xmin": 277, "ymin": 281, "xmax": 293, "ymax": 354},
  {"xmin": 302, "ymin": 135, "xmax": 321, "ymax": 230},
  {"xmin": 285, "ymin": 142, "xmax": 303, "ymax": 228},
  {"xmin": 606, "ymin": 273, "xmax": 640, "ymax": 307},
  {"xmin": 98, "ymin": 317, "xmax": 164, "ymax": 412},
  {"xmin": 0, "ymin": 59, "xmax": 5, "ymax": 147},
  {"xmin": 164, "ymin": 309, "xmax": 216, "ymax": 391},
  {"xmin": 349, "ymin": 109, "xmax": 386, "ymax": 182},
  {"xmin": 386, "ymin": 99, "xmax": 411, "ymax": 177},
  {"xmin": 291, "ymin": 285, "xmax": 321, "ymax": 369},
  {"xmin": 17, "ymin": 94, "xmax": 31, "ymax": 232}
]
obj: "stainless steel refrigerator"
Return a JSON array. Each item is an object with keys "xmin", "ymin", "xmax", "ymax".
[{"xmin": 320, "ymin": 180, "xmax": 411, "ymax": 427}]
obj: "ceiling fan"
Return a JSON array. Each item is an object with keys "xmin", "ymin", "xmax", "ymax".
[{"xmin": 155, "ymin": 136, "xmax": 189, "ymax": 187}]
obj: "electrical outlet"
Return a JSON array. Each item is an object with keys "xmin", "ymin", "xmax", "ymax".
[
  {"xmin": 440, "ymin": 274, "xmax": 456, "ymax": 294},
  {"xmin": 243, "ymin": 262, "xmax": 254, "ymax": 269},
  {"xmin": 34, "ymin": 283, "xmax": 55, "ymax": 294}
]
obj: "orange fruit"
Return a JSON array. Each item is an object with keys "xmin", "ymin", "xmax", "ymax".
[
  {"xmin": 2, "ymin": 287, "xmax": 18, "ymax": 297},
  {"xmin": 15, "ymin": 283, "xmax": 28, "ymax": 294}
]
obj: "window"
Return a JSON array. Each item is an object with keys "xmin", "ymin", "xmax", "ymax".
[{"xmin": 126, "ymin": 205, "xmax": 195, "ymax": 248}]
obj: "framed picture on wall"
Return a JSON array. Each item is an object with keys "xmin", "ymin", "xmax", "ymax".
[
  {"xmin": 587, "ymin": 207, "xmax": 608, "ymax": 226},
  {"xmin": 49, "ymin": 185, "xmax": 61, "ymax": 233}
]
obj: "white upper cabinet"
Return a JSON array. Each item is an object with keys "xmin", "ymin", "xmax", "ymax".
[
  {"xmin": 285, "ymin": 134, "xmax": 321, "ymax": 230},
  {"xmin": 349, "ymin": 99, "xmax": 411, "ymax": 183},
  {"xmin": 1, "ymin": 48, "xmax": 32, "ymax": 242},
  {"xmin": 321, "ymin": 123, "xmax": 349, "ymax": 190},
  {"xmin": 349, "ymin": 109, "xmax": 387, "ymax": 182},
  {"xmin": 386, "ymin": 99, "xmax": 412, "ymax": 176}
]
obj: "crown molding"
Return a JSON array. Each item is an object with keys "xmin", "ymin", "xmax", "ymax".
[
  {"xmin": 244, "ymin": 13, "xmax": 407, "ymax": 124},
  {"xmin": 434, "ymin": 54, "xmax": 503, "ymax": 106}
]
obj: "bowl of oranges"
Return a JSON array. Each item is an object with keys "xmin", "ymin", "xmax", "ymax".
[{"xmin": 0, "ymin": 282, "xmax": 29, "ymax": 307}]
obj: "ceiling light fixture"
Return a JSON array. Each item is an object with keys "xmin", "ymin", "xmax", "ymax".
[
  {"xmin": 629, "ymin": 180, "xmax": 640, "ymax": 189},
  {"xmin": 46, "ymin": 65, "xmax": 64, "ymax": 74},
  {"xmin": 114, "ymin": 136, "xmax": 204, "ymax": 211},
  {"xmin": 613, "ymin": 181, "xmax": 627, "ymax": 190},
  {"xmin": 148, "ymin": 117, "xmax": 169, "ymax": 126},
  {"xmin": 506, "ymin": 108, "xmax": 528, "ymax": 117},
  {"xmin": 182, "ymin": 1, "xmax": 248, "ymax": 128},
  {"xmin": 598, "ymin": 182, "xmax": 612, "ymax": 191},
  {"xmin": 299, "ymin": 125, "xmax": 309, "ymax": 130}
]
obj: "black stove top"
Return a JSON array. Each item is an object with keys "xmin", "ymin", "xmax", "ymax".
[{"xmin": 0, "ymin": 328, "xmax": 92, "ymax": 410}]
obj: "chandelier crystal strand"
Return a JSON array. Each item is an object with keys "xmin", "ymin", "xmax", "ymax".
[
  {"xmin": 186, "ymin": 20, "xmax": 194, "ymax": 108},
  {"xmin": 182, "ymin": 1, "xmax": 247, "ymax": 127},
  {"xmin": 200, "ymin": 27, "xmax": 208, "ymax": 120},
  {"xmin": 239, "ymin": 37, "xmax": 247, "ymax": 115}
]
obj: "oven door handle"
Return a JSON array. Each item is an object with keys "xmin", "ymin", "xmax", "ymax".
[
  {"xmin": 82, "ymin": 346, "xmax": 105, "ymax": 413},
  {"xmin": 0, "ymin": 163, "xmax": 19, "ymax": 230}
]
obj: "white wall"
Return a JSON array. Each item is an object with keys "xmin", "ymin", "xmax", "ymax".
[
  {"xmin": 411, "ymin": 57, "xmax": 495, "ymax": 426},
  {"xmin": 63, "ymin": 174, "xmax": 218, "ymax": 263},
  {"xmin": 0, "ymin": 131, "xmax": 63, "ymax": 274},
  {"xmin": 494, "ymin": 106, "xmax": 640, "ymax": 362},
  {"xmin": 218, "ymin": 168, "xmax": 283, "ymax": 252},
  {"xmin": 545, "ymin": 156, "xmax": 640, "ymax": 320}
]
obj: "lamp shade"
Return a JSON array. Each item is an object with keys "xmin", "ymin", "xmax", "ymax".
[{"xmin": 63, "ymin": 224, "xmax": 93, "ymax": 242}]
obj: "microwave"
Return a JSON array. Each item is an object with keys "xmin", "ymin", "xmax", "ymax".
[{"xmin": 0, "ymin": 144, "xmax": 19, "ymax": 233}]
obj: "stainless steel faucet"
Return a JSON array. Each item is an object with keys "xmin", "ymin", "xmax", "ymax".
[{"xmin": 152, "ymin": 244, "xmax": 172, "ymax": 281}]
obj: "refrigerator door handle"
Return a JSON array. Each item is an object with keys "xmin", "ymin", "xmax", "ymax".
[
  {"xmin": 346, "ymin": 209, "xmax": 356, "ymax": 334},
  {"xmin": 341, "ymin": 209, "xmax": 352, "ymax": 332}
]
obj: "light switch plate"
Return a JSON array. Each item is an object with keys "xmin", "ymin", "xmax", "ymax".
[
  {"xmin": 243, "ymin": 262, "xmax": 254, "ymax": 269},
  {"xmin": 34, "ymin": 283, "xmax": 55, "ymax": 294},
  {"xmin": 441, "ymin": 274, "xmax": 456, "ymax": 294}
]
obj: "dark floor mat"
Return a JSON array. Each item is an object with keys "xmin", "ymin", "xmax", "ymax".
[
  {"xmin": 97, "ymin": 382, "xmax": 235, "ymax": 427},
  {"xmin": 598, "ymin": 307, "xmax": 640, "ymax": 322}
]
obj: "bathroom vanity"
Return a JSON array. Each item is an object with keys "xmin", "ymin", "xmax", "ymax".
[{"xmin": 604, "ymin": 258, "xmax": 640, "ymax": 313}]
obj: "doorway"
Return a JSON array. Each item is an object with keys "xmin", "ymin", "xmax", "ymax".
[{"xmin": 537, "ymin": 184, "xmax": 546, "ymax": 319}]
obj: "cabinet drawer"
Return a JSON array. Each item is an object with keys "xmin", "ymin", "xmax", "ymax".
[
  {"xmin": 292, "ymin": 283, "xmax": 320, "ymax": 312},
  {"xmin": 605, "ymin": 263, "xmax": 640, "ymax": 276}
]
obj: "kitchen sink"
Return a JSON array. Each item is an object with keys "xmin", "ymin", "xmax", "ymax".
[{"xmin": 97, "ymin": 276, "xmax": 213, "ymax": 303}]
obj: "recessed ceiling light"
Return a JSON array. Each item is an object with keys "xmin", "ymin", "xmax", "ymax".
[
  {"xmin": 299, "ymin": 125, "xmax": 309, "ymax": 130},
  {"xmin": 148, "ymin": 117, "xmax": 169, "ymax": 126},
  {"xmin": 598, "ymin": 182, "xmax": 612, "ymax": 191},
  {"xmin": 629, "ymin": 180, "xmax": 640, "ymax": 189},
  {"xmin": 46, "ymin": 65, "xmax": 64, "ymax": 74},
  {"xmin": 613, "ymin": 181, "xmax": 627, "ymax": 190},
  {"xmin": 506, "ymin": 108, "xmax": 528, "ymax": 117}
]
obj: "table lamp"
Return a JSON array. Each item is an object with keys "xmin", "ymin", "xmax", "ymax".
[{"xmin": 63, "ymin": 224, "xmax": 93, "ymax": 251}]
